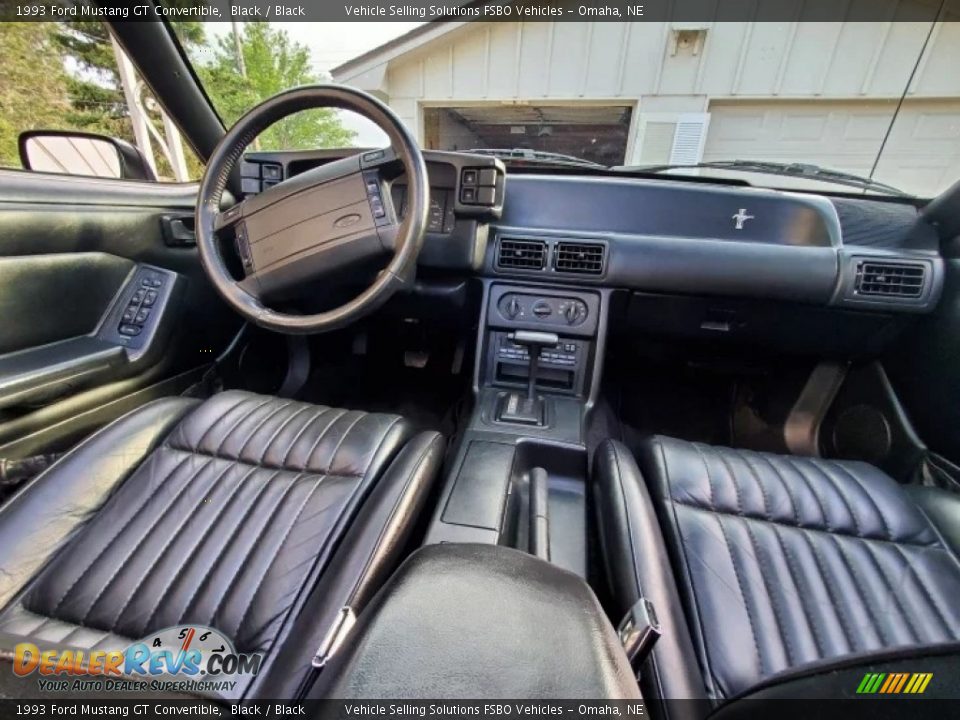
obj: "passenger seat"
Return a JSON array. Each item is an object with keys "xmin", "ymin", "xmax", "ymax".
[{"xmin": 593, "ymin": 436, "xmax": 960, "ymax": 708}]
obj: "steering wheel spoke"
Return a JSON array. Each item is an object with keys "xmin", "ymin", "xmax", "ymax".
[{"xmin": 195, "ymin": 86, "xmax": 428, "ymax": 334}]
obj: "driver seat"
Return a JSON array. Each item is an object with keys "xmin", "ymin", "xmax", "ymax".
[{"xmin": 0, "ymin": 391, "xmax": 444, "ymax": 699}]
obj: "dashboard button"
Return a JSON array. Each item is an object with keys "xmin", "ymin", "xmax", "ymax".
[
  {"xmin": 478, "ymin": 168, "xmax": 497, "ymax": 186},
  {"xmin": 476, "ymin": 187, "xmax": 496, "ymax": 205}
]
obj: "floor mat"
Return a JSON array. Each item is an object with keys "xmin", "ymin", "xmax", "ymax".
[
  {"xmin": 296, "ymin": 339, "xmax": 470, "ymax": 437},
  {"xmin": 605, "ymin": 351, "xmax": 814, "ymax": 456}
]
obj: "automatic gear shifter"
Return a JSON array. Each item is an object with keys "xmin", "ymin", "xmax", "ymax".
[{"xmin": 496, "ymin": 330, "xmax": 559, "ymax": 426}]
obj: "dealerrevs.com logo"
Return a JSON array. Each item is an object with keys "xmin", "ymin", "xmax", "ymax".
[{"xmin": 12, "ymin": 625, "xmax": 262, "ymax": 694}]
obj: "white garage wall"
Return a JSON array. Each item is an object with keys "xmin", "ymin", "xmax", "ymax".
[
  {"xmin": 340, "ymin": 20, "xmax": 960, "ymax": 103},
  {"xmin": 335, "ymin": 16, "xmax": 960, "ymax": 193},
  {"xmin": 704, "ymin": 99, "xmax": 960, "ymax": 196}
]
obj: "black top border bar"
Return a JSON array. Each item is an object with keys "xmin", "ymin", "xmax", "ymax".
[{"xmin": 5, "ymin": 0, "xmax": 959, "ymax": 23}]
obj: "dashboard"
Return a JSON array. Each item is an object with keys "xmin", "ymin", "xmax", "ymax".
[{"xmin": 242, "ymin": 148, "xmax": 945, "ymax": 318}]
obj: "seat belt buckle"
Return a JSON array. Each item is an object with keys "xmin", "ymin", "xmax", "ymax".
[
  {"xmin": 617, "ymin": 597, "xmax": 661, "ymax": 672},
  {"xmin": 312, "ymin": 606, "xmax": 357, "ymax": 669}
]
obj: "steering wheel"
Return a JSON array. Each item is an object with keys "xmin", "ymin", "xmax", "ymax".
[{"xmin": 195, "ymin": 85, "xmax": 429, "ymax": 334}]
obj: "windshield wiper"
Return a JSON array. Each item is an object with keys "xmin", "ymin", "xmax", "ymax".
[
  {"xmin": 466, "ymin": 148, "xmax": 606, "ymax": 169},
  {"xmin": 616, "ymin": 160, "xmax": 911, "ymax": 197}
]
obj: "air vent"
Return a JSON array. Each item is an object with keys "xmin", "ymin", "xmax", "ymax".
[
  {"xmin": 554, "ymin": 242, "xmax": 605, "ymax": 275},
  {"xmin": 497, "ymin": 238, "xmax": 546, "ymax": 271},
  {"xmin": 855, "ymin": 261, "xmax": 926, "ymax": 298}
]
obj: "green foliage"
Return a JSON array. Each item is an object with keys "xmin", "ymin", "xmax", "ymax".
[
  {"xmin": 50, "ymin": 21, "xmax": 130, "ymax": 140},
  {"xmin": 0, "ymin": 23, "xmax": 72, "ymax": 166},
  {"xmin": 0, "ymin": 19, "xmax": 354, "ymax": 177},
  {"xmin": 189, "ymin": 23, "xmax": 356, "ymax": 151}
]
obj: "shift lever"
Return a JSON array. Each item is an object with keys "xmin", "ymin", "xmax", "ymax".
[
  {"xmin": 513, "ymin": 330, "xmax": 559, "ymax": 399},
  {"xmin": 496, "ymin": 330, "xmax": 559, "ymax": 426}
]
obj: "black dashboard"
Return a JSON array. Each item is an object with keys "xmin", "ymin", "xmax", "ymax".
[{"xmin": 242, "ymin": 148, "xmax": 945, "ymax": 319}]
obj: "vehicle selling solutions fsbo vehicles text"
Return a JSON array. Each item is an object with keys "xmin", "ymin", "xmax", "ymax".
[{"xmin": 343, "ymin": 5, "xmax": 645, "ymax": 19}]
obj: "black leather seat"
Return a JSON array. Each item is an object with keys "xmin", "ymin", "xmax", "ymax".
[
  {"xmin": 595, "ymin": 436, "xmax": 960, "ymax": 707},
  {"xmin": 0, "ymin": 390, "xmax": 444, "ymax": 699}
]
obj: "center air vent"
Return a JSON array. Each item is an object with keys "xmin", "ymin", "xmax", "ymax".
[
  {"xmin": 554, "ymin": 242, "xmax": 605, "ymax": 275},
  {"xmin": 855, "ymin": 261, "xmax": 926, "ymax": 299},
  {"xmin": 497, "ymin": 238, "xmax": 546, "ymax": 270}
]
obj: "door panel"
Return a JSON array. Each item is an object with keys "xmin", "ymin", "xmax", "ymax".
[
  {"xmin": 0, "ymin": 169, "xmax": 237, "ymax": 458},
  {"xmin": 0, "ymin": 253, "xmax": 133, "ymax": 354},
  {"xmin": 885, "ymin": 246, "xmax": 960, "ymax": 474}
]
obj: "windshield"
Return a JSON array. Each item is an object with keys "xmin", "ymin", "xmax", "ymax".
[{"xmin": 169, "ymin": 12, "xmax": 960, "ymax": 198}]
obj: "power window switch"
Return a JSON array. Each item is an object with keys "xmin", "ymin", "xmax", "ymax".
[
  {"xmin": 135, "ymin": 308, "xmax": 150, "ymax": 324},
  {"xmin": 122, "ymin": 306, "xmax": 137, "ymax": 324},
  {"xmin": 119, "ymin": 324, "xmax": 141, "ymax": 337},
  {"xmin": 142, "ymin": 290, "xmax": 158, "ymax": 307},
  {"xmin": 131, "ymin": 289, "xmax": 146, "ymax": 304}
]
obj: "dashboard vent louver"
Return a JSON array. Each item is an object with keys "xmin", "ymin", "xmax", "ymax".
[
  {"xmin": 497, "ymin": 238, "xmax": 547, "ymax": 271},
  {"xmin": 855, "ymin": 261, "xmax": 926, "ymax": 298},
  {"xmin": 554, "ymin": 242, "xmax": 605, "ymax": 275}
]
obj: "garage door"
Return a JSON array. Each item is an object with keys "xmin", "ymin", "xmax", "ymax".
[
  {"xmin": 704, "ymin": 99, "xmax": 960, "ymax": 197},
  {"xmin": 422, "ymin": 105, "xmax": 634, "ymax": 166}
]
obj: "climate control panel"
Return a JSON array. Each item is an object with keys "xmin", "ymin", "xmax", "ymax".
[
  {"xmin": 483, "ymin": 283, "xmax": 603, "ymax": 399},
  {"xmin": 497, "ymin": 293, "xmax": 588, "ymax": 327}
]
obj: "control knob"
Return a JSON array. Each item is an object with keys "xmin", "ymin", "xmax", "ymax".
[
  {"xmin": 563, "ymin": 301, "xmax": 585, "ymax": 324},
  {"xmin": 504, "ymin": 296, "xmax": 522, "ymax": 319}
]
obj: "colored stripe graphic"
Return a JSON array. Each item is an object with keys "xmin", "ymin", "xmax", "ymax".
[
  {"xmin": 893, "ymin": 673, "xmax": 910, "ymax": 693},
  {"xmin": 857, "ymin": 672, "xmax": 932, "ymax": 694},
  {"xmin": 879, "ymin": 674, "xmax": 897, "ymax": 693}
]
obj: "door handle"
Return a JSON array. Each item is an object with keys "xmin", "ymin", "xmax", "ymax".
[{"xmin": 160, "ymin": 214, "xmax": 196, "ymax": 247}]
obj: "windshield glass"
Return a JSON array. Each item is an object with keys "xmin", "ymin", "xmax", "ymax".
[{"xmin": 169, "ymin": 13, "xmax": 960, "ymax": 198}]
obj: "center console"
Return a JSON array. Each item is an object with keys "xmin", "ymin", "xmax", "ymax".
[
  {"xmin": 424, "ymin": 279, "xmax": 610, "ymax": 577},
  {"xmin": 312, "ymin": 543, "xmax": 640, "ymax": 700}
]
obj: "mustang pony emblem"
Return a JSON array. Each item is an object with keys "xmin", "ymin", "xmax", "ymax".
[{"xmin": 731, "ymin": 208, "xmax": 755, "ymax": 229}]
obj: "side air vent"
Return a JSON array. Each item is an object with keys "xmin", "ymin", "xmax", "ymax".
[
  {"xmin": 554, "ymin": 242, "xmax": 605, "ymax": 275},
  {"xmin": 497, "ymin": 238, "xmax": 547, "ymax": 271},
  {"xmin": 855, "ymin": 261, "xmax": 926, "ymax": 298}
]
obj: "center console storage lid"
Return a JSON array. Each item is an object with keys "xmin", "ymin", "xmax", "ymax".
[{"xmin": 313, "ymin": 543, "xmax": 640, "ymax": 699}]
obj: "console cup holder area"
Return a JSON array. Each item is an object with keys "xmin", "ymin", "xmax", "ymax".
[{"xmin": 426, "ymin": 437, "xmax": 589, "ymax": 578}]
